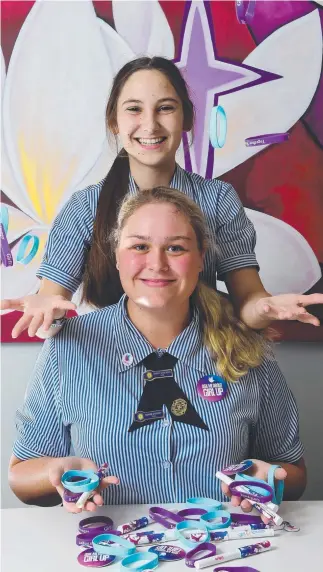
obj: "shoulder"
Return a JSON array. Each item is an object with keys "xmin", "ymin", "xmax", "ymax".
[
  {"xmin": 68, "ymin": 179, "xmax": 105, "ymax": 212},
  {"xmin": 180, "ymin": 168, "xmax": 240, "ymax": 209},
  {"xmin": 54, "ymin": 303, "xmax": 118, "ymax": 347}
]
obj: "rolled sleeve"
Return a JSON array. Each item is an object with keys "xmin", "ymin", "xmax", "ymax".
[
  {"xmin": 215, "ymin": 183, "xmax": 259, "ymax": 280},
  {"xmin": 13, "ymin": 339, "xmax": 71, "ymax": 461},
  {"xmin": 251, "ymin": 358, "xmax": 304, "ymax": 464},
  {"xmin": 37, "ymin": 190, "xmax": 94, "ymax": 293}
]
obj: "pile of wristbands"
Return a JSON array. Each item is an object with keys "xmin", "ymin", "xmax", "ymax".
[{"xmin": 62, "ymin": 460, "xmax": 287, "ymax": 570}]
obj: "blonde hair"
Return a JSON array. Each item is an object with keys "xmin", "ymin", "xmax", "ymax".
[{"xmin": 111, "ymin": 187, "xmax": 268, "ymax": 381}]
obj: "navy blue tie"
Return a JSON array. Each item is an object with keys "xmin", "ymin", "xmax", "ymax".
[{"xmin": 128, "ymin": 352, "xmax": 208, "ymax": 432}]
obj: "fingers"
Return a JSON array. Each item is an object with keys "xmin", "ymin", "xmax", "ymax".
[
  {"xmin": 42, "ymin": 310, "xmax": 56, "ymax": 331},
  {"xmin": 297, "ymin": 294, "xmax": 323, "ymax": 306},
  {"xmin": 273, "ymin": 467, "xmax": 287, "ymax": 481},
  {"xmin": 1, "ymin": 298, "xmax": 24, "ymax": 311},
  {"xmin": 12, "ymin": 315, "xmax": 33, "ymax": 338},
  {"xmin": 54, "ymin": 300, "xmax": 76, "ymax": 311},
  {"xmin": 100, "ymin": 476, "xmax": 120, "ymax": 489},
  {"xmin": 221, "ymin": 483, "xmax": 241, "ymax": 507},
  {"xmin": 296, "ymin": 312, "xmax": 320, "ymax": 327},
  {"xmin": 28, "ymin": 314, "xmax": 45, "ymax": 337}
]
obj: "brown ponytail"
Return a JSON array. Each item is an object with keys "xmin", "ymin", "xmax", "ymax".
[{"xmin": 82, "ymin": 150, "xmax": 129, "ymax": 307}]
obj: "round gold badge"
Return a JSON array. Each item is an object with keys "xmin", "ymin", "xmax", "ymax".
[{"xmin": 171, "ymin": 398, "xmax": 187, "ymax": 417}]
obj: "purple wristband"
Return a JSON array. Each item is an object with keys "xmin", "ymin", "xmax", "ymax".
[
  {"xmin": 0, "ymin": 223, "xmax": 13, "ymax": 267},
  {"xmin": 79, "ymin": 516, "xmax": 114, "ymax": 535},
  {"xmin": 177, "ymin": 508, "xmax": 208, "ymax": 520},
  {"xmin": 245, "ymin": 133, "xmax": 290, "ymax": 147},
  {"xmin": 213, "ymin": 569, "xmax": 260, "ymax": 572},
  {"xmin": 231, "ymin": 513, "xmax": 263, "ymax": 527},
  {"xmin": 229, "ymin": 480, "xmax": 273, "ymax": 503},
  {"xmin": 149, "ymin": 506, "xmax": 184, "ymax": 529},
  {"xmin": 185, "ymin": 542, "xmax": 217, "ymax": 568},
  {"xmin": 76, "ymin": 530, "xmax": 121, "ymax": 549}
]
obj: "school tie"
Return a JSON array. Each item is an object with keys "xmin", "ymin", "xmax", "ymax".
[{"xmin": 128, "ymin": 352, "xmax": 209, "ymax": 432}]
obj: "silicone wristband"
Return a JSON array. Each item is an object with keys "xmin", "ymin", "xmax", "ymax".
[
  {"xmin": 267, "ymin": 464, "xmax": 284, "ymax": 505},
  {"xmin": 149, "ymin": 506, "xmax": 184, "ymax": 529},
  {"xmin": 78, "ymin": 517, "xmax": 115, "ymax": 535},
  {"xmin": 209, "ymin": 105, "xmax": 227, "ymax": 148},
  {"xmin": 245, "ymin": 132, "xmax": 289, "ymax": 147},
  {"xmin": 200, "ymin": 510, "xmax": 232, "ymax": 530},
  {"xmin": 177, "ymin": 508, "xmax": 208, "ymax": 520},
  {"xmin": 176, "ymin": 521, "xmax": 210, "ymax": 548},
  {"xmin": 230, "ymin": 480, "xmax": 273, "ymax": 503},
  {"xmin": 92, "ymin": 534, "xmax": 136, "ymax": 557},
  {"xmin": 185, "ymin": 542, "xmax": 217, "ymax": 568},
  {"xmin": 0, "ymin": 223, "xmax": 13, "ymax": 267},
  {"xmin": 187, "ymin": 497, "xmax": 222, "ymax": 511},
  {"xmin": 120, "ymin": 552, "xmax": 159, "ymax": 571},
  {"xmin": 61, "ymin": 470, "xmax": 99, "ymax": 493}
]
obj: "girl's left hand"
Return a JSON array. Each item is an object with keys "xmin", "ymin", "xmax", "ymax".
[
  {"xmin": 220, "ymin": 459, "xmax": 287, "ymax": 523},
  {"xmin": 255, "ymin": 293, "xmax": 323, "ymax": 326}
]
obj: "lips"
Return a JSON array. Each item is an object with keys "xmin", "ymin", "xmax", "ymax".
[{"xmin": 140, "ymin": 278, "xmax": 175, "ymax": 287}]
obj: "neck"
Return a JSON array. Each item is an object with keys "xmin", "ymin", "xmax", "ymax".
[
  {"xmin": 129, "ymin": 156, "xmax": 176, "ymax": 190},
  {"xmin": 127, "ymin": 299, "xmax": 190, "ymax": 349}
]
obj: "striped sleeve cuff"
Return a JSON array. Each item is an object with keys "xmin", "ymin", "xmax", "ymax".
[
  {"xmin": 13, "ymin": 441, "xmax": 48, "ymax": 461},
  {"xmin": 268, "ymin": 440, "xmax": 305, "ymax": 465},
  {"xmin": 217, "ymin": 254, "xmax": 259, "ymax": 281},
  {"xmin": 37, "ymin": 263, "xmax": 80, "ymax": 293}
]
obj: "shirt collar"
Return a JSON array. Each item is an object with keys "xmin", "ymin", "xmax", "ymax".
[
  {"xmin": 128, "ymin": 163, "xmax": 184, "ymax": 194},
  {"xmin": 113, "ymin": 295, "xmax": 209, "ymax": 374}
]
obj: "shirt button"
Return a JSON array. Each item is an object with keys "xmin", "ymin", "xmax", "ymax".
[
  {"xmin": 163, "ymin": 419, "xmax": 170, "ymax": 427},
  {"xmin": 163, "ymin": 461, "xmax": 171, "ymax": 469}
]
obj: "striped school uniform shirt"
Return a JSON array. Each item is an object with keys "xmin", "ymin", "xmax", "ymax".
[
  {"xmin": 13, "ymin": 296, "xmax": 304, "ymax": 505},
  {"xmin": 37, "ymin": 164, "xmax": 258, "ymax": 293}
]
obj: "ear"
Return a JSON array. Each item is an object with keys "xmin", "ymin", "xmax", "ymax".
[
  {"xmin": 183, "ymin": 116, "xmax": 193, "ymax": 133},
  {"xmin": 115, "ymin": 251, "xmax": 120, "ymax": 271}
]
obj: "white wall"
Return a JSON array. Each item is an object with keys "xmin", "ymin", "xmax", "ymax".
[{"xmin": 1, "ymin": 341, "xmax": 322, "ymax": 508}]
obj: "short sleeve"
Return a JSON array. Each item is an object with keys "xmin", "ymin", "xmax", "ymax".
[
  {"xmin": 37, "ymin": 190, "xmax": 94, "ymax": 293},
  {"xmin": 251, "ymin": 358, "xmax": 304, "ymax": 464},
  {"xmin": 215, "ymin": 182, "xmax": 259, "ymax": 280},
  {"xmin": 13, "ymin": 339, "xmax": 71, "ymax": 461}
]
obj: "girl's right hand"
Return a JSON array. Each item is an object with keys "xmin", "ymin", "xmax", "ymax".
[
  {"xmin": 1, "ymin": 294, "xmax": 76, "ymax": 338},
  {"xmin": 48, "ymin": 456, "xmax": 119, "ymax": 514}
]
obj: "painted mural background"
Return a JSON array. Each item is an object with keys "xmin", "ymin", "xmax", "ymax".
[{"xmin": 1, "ymin": 0, "xmax": 323, "ymax": 342}]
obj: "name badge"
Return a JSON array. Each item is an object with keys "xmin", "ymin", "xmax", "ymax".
[
  {"xmin": 144, "ymin": 369, "xmax": 173, "ymax": 381},
  {"xmin": 197, "ymin": 375, "xmax": 227, "ymax": 402}
]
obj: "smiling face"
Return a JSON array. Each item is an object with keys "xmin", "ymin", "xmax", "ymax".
[
  {"xmin": 115, "ymin": 70, "xmax": 185, "ymax": 170},
  {"xmin": 115, "ymin": 202, "xmax": 204, "ymax": 312}
]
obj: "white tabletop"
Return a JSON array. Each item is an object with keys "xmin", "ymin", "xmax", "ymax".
[{"xmin": 1, "ymin": 502, "xmax": 322, "ymax": 571}]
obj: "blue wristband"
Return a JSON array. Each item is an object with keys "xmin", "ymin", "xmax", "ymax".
[
  {"xmin": 92, "ymin": 534, "xmax": 136, "ymax": 557},
  {"xmin": 200, "ymin": 510, "xmax": 231, "ymax": 530},
  {"xmin": 61, "ymin": 470, "xmax": 99, "ymax": 493},
  {"xmin": 176, "ymin": 520, "xmax": 210, "ymax": 548},
  {"xmin": 187, "ymin": 497, "xmax": 222, "ymax": 511},
  {"xmin": 120, "ymin": 552, "xmax": 159, "ymax": 570},
  {"xmin": 267, "ymin": 464, "xmax": 284, "ymax": 505}
]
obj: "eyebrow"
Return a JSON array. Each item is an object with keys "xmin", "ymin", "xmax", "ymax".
[
  {"xmin": 121, "ymin": 97, "xmax": 179, "ymax": 106},
  {"xmin": 126, "ymin": 235, "xmax": 192, "ymax": 241}
]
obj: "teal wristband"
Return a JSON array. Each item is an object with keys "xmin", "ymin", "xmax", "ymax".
[
  {"xmin": 120, "ymin": 552, "xmax": 159, "ymax": 570},
  {"xmin": 176, "ymin": 520, "xmax": 210, "ymax": 548},
  {"xmin": 187, "ymin": 497, "xmax": 222, "ymax": 511},
  {"xmin": 267, "ymin": 464, "xmax": 284, "ymax": 505},
  {"xmin": 92, "ymin": 534, "xmax": 136, "ymax": 557},
  {"xmin": 61, "ymin": 470, "xmax": 99, "ymax": 493},
  {"xmin": 200, "ymin": 510, "xmax": 231, "ymax": 530}
]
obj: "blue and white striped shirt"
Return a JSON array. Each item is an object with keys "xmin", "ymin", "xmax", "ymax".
[
  {"xmin": 37, "ymin": 165, "xmax": 258, "ymax": 293},
  {"xmin": 13, "ymin": 296, "xmax": 304, "ymax": 505}
]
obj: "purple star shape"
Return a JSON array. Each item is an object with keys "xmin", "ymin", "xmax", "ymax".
[{"xmin": 174, "ymin": 1, "xmax": 281, "ymax": 177}]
